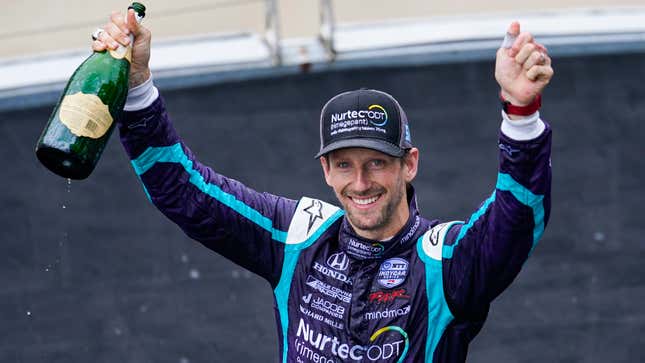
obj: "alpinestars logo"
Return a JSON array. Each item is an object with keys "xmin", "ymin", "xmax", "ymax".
[{"xmin": 304, "ymin": 199, "xmax": 324, "ymax": 234}]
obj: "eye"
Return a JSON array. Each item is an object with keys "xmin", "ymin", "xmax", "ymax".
[
  {"xmin": 369, "ymin": 159, "xmax": 386, "ymax": 168},
  {"xmin": 336, "ymin": 161, "xmax": 350, "ymax": 169}
]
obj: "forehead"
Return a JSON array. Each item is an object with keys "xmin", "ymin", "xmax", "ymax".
[{"xmin": 327, "ymin": 147, "xmax": 393, "ymax": 161}]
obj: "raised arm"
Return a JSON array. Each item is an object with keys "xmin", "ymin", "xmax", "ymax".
[
  {"xmin": 93, "ymin": 10, "xmax": 296, "ymax": 286},
  {"xmin": 441, "ymin": 21, "xmax": 554, "ymax": 318}
]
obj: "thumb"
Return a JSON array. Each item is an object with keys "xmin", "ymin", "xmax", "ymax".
[
  {"xmin": 126, "ymin": 9, "xmax": 140, "ymax": 36},
  {"xmin": 507, "ymin": 21, "xmax": 520, "ymax": 38},
  {"xmin": 500, "ymin": 21, "xmax": 520, "ymax": 55}
]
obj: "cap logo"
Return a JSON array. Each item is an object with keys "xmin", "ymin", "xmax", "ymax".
[
  {"xmin": 367, "ymin": 104, "xmax": 388, "ymax": 126},
  {"xmin": 329, "ymin": 105, "xmax": 388, "ymax": 132}
]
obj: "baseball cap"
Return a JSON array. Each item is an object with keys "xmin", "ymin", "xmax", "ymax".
[{"xmin": 315, "ymin": 89, "xmax": 413, "ymax": 158}]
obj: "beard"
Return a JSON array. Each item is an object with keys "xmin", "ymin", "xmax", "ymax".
[{"xmin": 339, "ymin": 177, "xmax": 407, "ymax": 234}]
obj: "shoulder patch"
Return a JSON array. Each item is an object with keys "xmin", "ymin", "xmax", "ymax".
[
  {"xmin": 421, "ymin": 222, "xmax": 459, "ymax": 261},
  {"xmin": 286, "ymin": 197, "xmax": 341, "ymax": 245}
]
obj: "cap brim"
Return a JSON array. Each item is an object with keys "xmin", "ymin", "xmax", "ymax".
[{"xmin": 315, "ymin": 138, "xmax": 406, "ymax": 159}]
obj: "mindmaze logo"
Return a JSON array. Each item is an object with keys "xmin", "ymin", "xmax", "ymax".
[{"xmin": 364, "ymin": 305, "xmax": 410, "ymax": 321}]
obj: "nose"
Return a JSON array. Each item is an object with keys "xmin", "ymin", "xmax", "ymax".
[{"xmin": 352, "ymin": 167, "xmax": 371, "ymax": 193}]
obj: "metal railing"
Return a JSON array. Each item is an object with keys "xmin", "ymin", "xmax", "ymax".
[
  {"xmin": 319, "ymin": 0, "xmax": 337, "ymax": 60},
  {"xmin": 263, "ymin": 0, "xmax": 282, "ymax": 65}
]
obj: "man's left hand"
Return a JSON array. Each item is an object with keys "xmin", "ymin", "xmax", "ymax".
[{"xmin": 495, "ymin": 21, "xmax": 554, "ymax": 106}]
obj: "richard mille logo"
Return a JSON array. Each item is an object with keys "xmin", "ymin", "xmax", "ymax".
[{"xmin": 304, "ymin": 200, "xmax": 324, "ymax": 234}]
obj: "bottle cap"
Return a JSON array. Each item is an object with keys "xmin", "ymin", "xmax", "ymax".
[{"xmin": 128, "ymin": 2, "xmax": 146, "ymax": 17}]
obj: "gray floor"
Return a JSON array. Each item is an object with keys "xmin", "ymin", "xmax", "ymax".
[{"xmin": 1, "ymin": 51, "xmax": 644, "ymax": 362}]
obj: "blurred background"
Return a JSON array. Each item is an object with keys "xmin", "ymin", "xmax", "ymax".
[{"xmin": 1, "ymin": 1, "xmax": 644, "ymax": 362}]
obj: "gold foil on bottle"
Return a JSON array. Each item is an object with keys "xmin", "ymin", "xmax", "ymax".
[
  {"xmin": 59, "ymin": 93, "xmax": 113, "ymax": 139},
  {"xmin": 109, "ymin": 44, "xmax": 132, "ymax": 63}
]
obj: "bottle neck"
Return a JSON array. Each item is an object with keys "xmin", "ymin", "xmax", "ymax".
[{"xmin": 108, "ymin": 9, "xmax": 143, "ymax": 62}]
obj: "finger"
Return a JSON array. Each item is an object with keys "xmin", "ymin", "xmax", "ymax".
[
  {"xmin": 532, "ymin": 41, "xmax": 553, "ymax": 67},
  {"xmin": 515, "ymin": 43, "xmax": 537, "ymax": 65},
  {"xmin": 510, "ymin": 31, "xmax": 533, "ymax": 57},
  {"xmin": 104, "ymin": 22, "xmax": 129, "ymax": 47},
  {"xmin": 523, "ymin": 50, "xmax": 545, "ymax": 70},
  {"xmin": 110, "ymin": 11, "xmax": 130, "ymax": 35},
  {"xmin": 527, "ymin": 65, "xmax": 554, "ymax": 82},
  {"xmin": 96, "ymin": 28, "xmax": 119, "ymax": 50},
  {"xmin": 501, "ymin": 21, "xmax": 520, "ymax": 49},
  {"xmin": 534, "ymin": 42, "xmax": 548, "ymax": 53},
  {"xmin": 542, "ymin": 52, "xmax": 552, "ymax": 67},
  {"xmin": 92, "ymin": 40, "xmax": 107, "ymax": 52}
]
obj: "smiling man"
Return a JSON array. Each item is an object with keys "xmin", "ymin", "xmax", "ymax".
[{"xmin": 95, "ymin": 9, "xmax": 552, "ymax": 363}]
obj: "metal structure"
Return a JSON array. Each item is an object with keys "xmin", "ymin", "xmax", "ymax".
[
  {"xmin": 319, "ymin": 0, "xmax": 336, "ymax": 60},
  {"xmin": 263, "ymin": 0, "xmax": 282, "ymax": 65}
]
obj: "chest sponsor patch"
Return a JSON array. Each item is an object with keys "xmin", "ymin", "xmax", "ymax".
[
  {"xmin": 327, "ymin": 251, "xmax": 349, "ymax": 271},
  {"xmin": 369, "ymin": 288, "xmax": 410, "ymax": 304},
  {"xmin": 377, "ymin": 258, "xmax": 408, "ymax": 289},
  {"xmin": 346, "ymin": 238, "xmax": 384, "ymax": 259},
  {"xmin": 364, "ymin": 305, "xmax": 411, "ymax": 321},
  {"xmin": 306, "ymin": 275, "xmax": 352, "ymax": 303},
  {"xmin": 294, "ymin": 318, "xmax": 409, "ymax": 362}
]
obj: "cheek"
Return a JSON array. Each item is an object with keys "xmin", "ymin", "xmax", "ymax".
[{"xmin": 326, "ymin": 174, "xmax": 348, "ymax": 194}]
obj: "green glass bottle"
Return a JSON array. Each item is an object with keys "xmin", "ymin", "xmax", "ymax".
[{"xmin": 35, "ymin": 2, "xmax": 146, "ymax": 180}]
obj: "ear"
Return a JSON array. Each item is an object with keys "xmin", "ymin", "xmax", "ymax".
[
  {"xmin": 403, "ymin": 148, "xmax": 419, "ymax": 183},
  {"xmin": 320, "ymin": 156, "xmax": 333, "ymax": 186}
]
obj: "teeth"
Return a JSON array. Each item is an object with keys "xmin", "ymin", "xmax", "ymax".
[{"xmin": 353, "ymin": 195, "xmax": 379, "ymax": 205}]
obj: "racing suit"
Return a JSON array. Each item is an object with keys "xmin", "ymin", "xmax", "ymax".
[{"xmin": 119, "ymin": 80, "xmax": 551, "ymax": 363}]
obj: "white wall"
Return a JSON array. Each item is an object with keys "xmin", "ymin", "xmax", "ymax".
[{"xmin": 2, "ymin": 0, "xmax": 643, "ymax": 59}]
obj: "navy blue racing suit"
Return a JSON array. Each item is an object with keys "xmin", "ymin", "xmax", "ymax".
[{"xmin": 119, "ymin": 83, "xmax": 551, "ymax": 362}]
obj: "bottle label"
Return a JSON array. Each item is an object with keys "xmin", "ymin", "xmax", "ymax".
[
  {"xmin": 109, "ymin": 44, "xmax": 132, "ymax": 63},
  {"xmin": 59, "ymin": 93, "xmax": 113, "ymax": 139}
]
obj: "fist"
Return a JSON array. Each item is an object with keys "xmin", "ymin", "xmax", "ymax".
[{"xmin": 495, "ymin": 22, "xmax": 554, "ymax": 106}]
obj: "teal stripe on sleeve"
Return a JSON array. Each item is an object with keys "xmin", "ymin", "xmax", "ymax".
[
  {"xmin": 417, "ymin": 236, "xmax": 454, "ymax": 361},
  {"xmin": 442, "ymin": 192, "xmax": 496, "ymax": 259},
  {"xmin": 442, "ymin": 172, "xmax": 546, "ymax": 259},
  {"xmin": 131, "ymin": 143, "xmax": 288, "ymax": 242},
  {"xmin": 496, "ymin": 172, "xmax": 545, "ymax": 252},
  {"xmin": 274, "ymin": 209, "xmax": 343, "ymax": 362},
  {"xmin": 274, "ymin": 250, "xmax": 300, "ymax": 363}
]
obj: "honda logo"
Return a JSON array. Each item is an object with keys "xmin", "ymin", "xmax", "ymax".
[{"xmin": 326, "ymin": 252, "xmax": 349, "ymax": 271}]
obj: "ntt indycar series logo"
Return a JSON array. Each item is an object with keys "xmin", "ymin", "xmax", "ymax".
[
  {"xmin": 294, "ymin": 318, "xmax": 409, "ymax": 363},
  {"xmin": 377, "ymin": 258, "xmax": 409, "ymax": 289},
  {"xmin": 329, "ymin": 105, "xmax": 389, "ymax": 136}
]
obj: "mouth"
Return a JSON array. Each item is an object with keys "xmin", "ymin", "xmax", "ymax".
[{"xmin": 348, "ymin": 194, "xmax": 382, "ymax": 208}]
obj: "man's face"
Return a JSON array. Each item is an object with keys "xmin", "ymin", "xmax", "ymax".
[{"xmin": 320, "ymin": 147, "xmax": 419, "ymax": 240}]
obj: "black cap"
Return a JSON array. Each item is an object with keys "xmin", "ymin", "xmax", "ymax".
[{"xmin": 316, "ymin": 89, "xmax": 413, "ymax": 158}]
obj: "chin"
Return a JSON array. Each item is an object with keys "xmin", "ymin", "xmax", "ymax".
[{"xmin": 346, "ymin": 212, "xmax": 385, "ymax": 233}]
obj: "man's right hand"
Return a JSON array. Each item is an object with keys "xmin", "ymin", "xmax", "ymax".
[{"xmin": 92, "ymin": 9, "xmax": 152, "ymax": 88}]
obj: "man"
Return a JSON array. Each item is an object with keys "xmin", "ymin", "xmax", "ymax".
[{"xmin": 93, "ymin": 9, "xmax": 553, "ymax": 363}]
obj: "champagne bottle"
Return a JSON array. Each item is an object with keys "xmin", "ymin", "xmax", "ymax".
[{"xmin": 35, "ymin": 2, "xmax": 146, "ymax": 180}]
